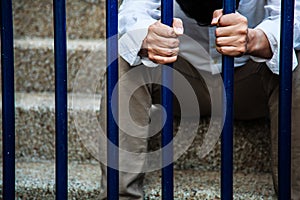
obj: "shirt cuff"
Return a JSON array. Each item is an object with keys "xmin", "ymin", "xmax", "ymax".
[
  {"xmin": 119, "ymin": 28, "xmax": 148, "ymax": 66},
  {"xmin": 141, "ymin": 58, "xmax": 159, "ymax": 67},
  {"xmin": 250, "ymin": 18, "xmax": 281, "ymax": 74},
  {"xmin": 119, "ymin": 28, "xmax": 160, "ymax": 67},
  {"xmin": 250, "ymin": 20, "xmax": 298, "ymax": 74}
]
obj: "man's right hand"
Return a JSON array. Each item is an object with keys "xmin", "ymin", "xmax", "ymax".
[{"xmin": 140, "ymin": 18, "xmax": 184, "ymax": 64}]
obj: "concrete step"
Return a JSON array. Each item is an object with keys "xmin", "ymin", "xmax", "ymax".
[
  {"xmin": 1, "ymin": 92, "xmax": 101, "ymax": 164},
  {"xmin": 0, "ymin": 92, "xmax": 272, "ymax": 172},
  {"xmin": 10, "ymin": 38, "xmax": 106, "ymax": 93},
  {"xmin": 1, "ymin": 161, "xmax": 276, "ymax": 199},
  {"xmin": 13, "ymin": 0, "xmax": 106, "ymax": 39}
]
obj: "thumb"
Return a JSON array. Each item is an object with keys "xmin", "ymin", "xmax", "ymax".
[
  {"xmin": 211, "ymin": 9, "xmax": 223, "ymax": 25},
  {"xmin": 172, "ymin": 18, "xmax": 184, "ymax": 35}
]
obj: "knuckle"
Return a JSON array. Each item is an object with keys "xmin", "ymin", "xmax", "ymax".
[
  {"xmin": 238, "ymin": 28, "xmax": 248, "ymax": 35},
  {"xmin": 238, "ymin": 47, "xmax": 246, "ymax": 55},
  {"xmin": 168, "ymin": 38, "xmax": 179, "ymax": 47},
  {"xmin": 167, "ymin": 29, "xmax": 175, "ymax": 37},
  {"xmin": 156, "ymin": 57, "xmax": 166, "ymax": 64},
  {"xmin": 148, "ymin": 53, "xmax": 155, "ymax": 61},
  {"xmin": 147, "ymin": 46, "xmax": 153, "ymax": 53},
  {"xmin": 165, "ymin": 49, "xmax": 173, "ymax": 56},
  {"xmin": 216, "ymin": 46, "xmax": 223, "ymax": 54},
  {"xmin": 148, "ymin": 24, "xmax": 155, "ymax": 32},
  {"xmin": 144, "ymin": 37, "xmax": 150, "ymax": 45},
  {"xmin": 238, "ymin": 37, "xmax": 246, "ymax": 45}
]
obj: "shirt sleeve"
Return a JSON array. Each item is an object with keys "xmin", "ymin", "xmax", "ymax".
[
  {"xmin": 250, "ymin": 0, "xmax": 300, "ymax": 74},
  {"xmin": 118, "ymin": 0, "xmax": 161, "ymax": 66}
]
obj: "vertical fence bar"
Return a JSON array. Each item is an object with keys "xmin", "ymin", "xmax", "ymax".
[
  {"xmin": 106, "ymin": 0, "xmax": 119, "ymax": 199},
  {"xmin": 161, "ymin": 0, "xmax": 174, "ymax": 199},
  {"xmin": 278, "ymin": 0, "xmax": 295, "ymax": 199},
  {"xmin": 53, "ymin": 0, "xmax": 68, "ymax": 199},
  {"xmin": 221, "ymin": 0, "xmax": 235, "ymax": 199},
  {"xmin": 1, "ymin": 0, "xmax": 16, "ymax": 199}
]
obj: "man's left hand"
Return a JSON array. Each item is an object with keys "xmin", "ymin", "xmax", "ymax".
[{"xmin": 211, "ymin": 9, "xmax": 248, "ymax": 57}]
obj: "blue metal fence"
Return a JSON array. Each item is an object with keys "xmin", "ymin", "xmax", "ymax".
[
  {"xmin": 53, "ymin": 0, "xmax": 68, "ymax": 199},
  {"xmin": 278, "ymin": 0, "xmax": 295, "ymax": 199},
  {"xmin": 221, "ymin": 0, "xmax": 236, "ymax": 199},
  {"xmin": 0, "ymin": 0, "xmax": 295, "ymax": 199},
  {"xmin": 106, "ymin": 0, "xmax": 119, "ymax": 199},
  {"xmin": 1, "ymin": 0, "xmax": 15, "ymax": 199},
  {"xmin": 161, "ymin": 0, "xmax": 174, "ymax": 199}
]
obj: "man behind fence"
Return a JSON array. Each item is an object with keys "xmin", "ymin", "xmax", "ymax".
[{"xmin": 99, "ymin": 0, "xmax": 300, "ymax": 199}]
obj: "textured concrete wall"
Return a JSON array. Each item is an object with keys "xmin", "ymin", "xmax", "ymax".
[{"xmin": 13, "ymin": 0, "xmax": 106, "ymax": 39}]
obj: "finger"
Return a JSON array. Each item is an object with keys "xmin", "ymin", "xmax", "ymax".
[
  {"xmin": 218, "ymin": 13, "xmax": 247, "ymax": 27},
  {"xmin": 216, "ymin": 46, "xmax": 246, "ymax": 57},
  {"xmin": 147, "ymin": 35, "xmax": 180, "ymax": 49},
  {"xmin": 150, "ymin": 55, "xmax": 178, "ymax": 64},
  {"xmin": 172, "ymin": 18, "xmax": 184, "ymax": 35},
  {"xmin": 216, "ymin": 35, "xmax": 247, "ymax": 48},
  {"xmin": 211, "ymin": 9, "xmax": 223, "ymax": 25},
  {"xmin": 216, "ymin": 36, "xmax": 239, "ymax": 47},
  {"xmin": 149, "ymin": 21, "xmax": 178, "ymax": 38},
  {"xmin": 215, "ymin": 24, "xmax": 247, "ymax": 37},
  {"xmin": 148, "ymin": 46, "xmax": 179, "ymax": 57}
]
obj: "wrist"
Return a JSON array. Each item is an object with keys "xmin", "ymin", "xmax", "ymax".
[
  {"xmin": 246, "ymin": 28, "xmax": 273, "ymax": 59},
  {"xmin": 245, "ymin": 29, "xmax": 255, "ymax": 55}
]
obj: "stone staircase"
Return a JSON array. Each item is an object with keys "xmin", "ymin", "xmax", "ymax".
[{"xmin": 0, "ymin": 0, "xmax": 276, "ymax": 199}]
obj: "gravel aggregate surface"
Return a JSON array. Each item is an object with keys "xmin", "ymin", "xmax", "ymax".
[
  {"xmin": 144, "ymin": 170, "xmax": 277, "ymax": 199},
  {"xmin": 0, "ymin": 162, "xmax": 276, "ymax": 199}
]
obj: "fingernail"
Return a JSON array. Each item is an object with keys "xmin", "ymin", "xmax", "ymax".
[
  {"xmin": 174, "ymin": 27, "xmax": 183, "ymax": 34},
  {"xmin": 211, "ymin": 17, "xmax": 218, "ymax": 25}
]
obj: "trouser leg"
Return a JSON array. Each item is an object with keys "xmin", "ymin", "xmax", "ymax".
[
  {"xmin": 99, "ymin": 57, "xmax": 153, "ymax": 200},
  {"xmin": 291, "ymin": 52, "xmax": 300, "ymax": 199},
  {"xmin": 269, "ymin": 51, "xmax": 300, "ymax": 200},
  {"xmin": 231, "ymin": 59, "xmax": 279, "ymax": 193},
  {"xmin": 99, "ymin": 53, "xmax": 300, "ymax": 199},
  {"xmin": 227, "ymin": 57, "xmax": 300, "ymax": 198},
  {"xmin": 99, "ymin": 56, "xmax": 213, "ymax": 199}
]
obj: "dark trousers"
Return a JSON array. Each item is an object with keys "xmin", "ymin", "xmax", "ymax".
[{"xmin": 100, "ymin": 52, "xmax": 300, "ymax": 199}]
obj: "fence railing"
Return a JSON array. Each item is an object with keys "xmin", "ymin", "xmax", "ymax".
[
  {"xmin": 161, "ymin": 0, "xmax": 174, "ymax": 199},
  {"xmin": 106, "ymin": 0, "xmax": 119, "ymax": 199},
  {"xmin": 0, "ymin": 0, "xmax": 295, "ymax": 199},
  {"xmin": 279, "ymin": 0, "xmax": 295, "ymax": 199},
  {"xmin": 221, "ymin": 1, "xmax": 235, "ymax": 199},
  {"xmin": 1, "ymin": 0, "xmax": 15, "ymax": 199},
  {"xmin": 53, "ymin": 0, "xmax": 68, "ymax": 199}
]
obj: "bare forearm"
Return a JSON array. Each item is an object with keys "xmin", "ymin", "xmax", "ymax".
[{"xmin": 246, "ymin": 29, "xmax": 273, "ymax": 59}]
